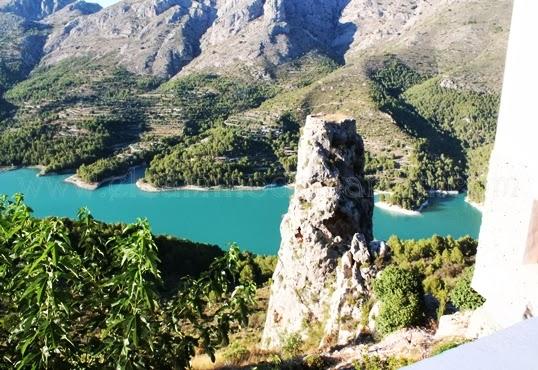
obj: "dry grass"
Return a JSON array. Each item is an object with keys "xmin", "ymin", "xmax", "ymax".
[
  {"xmin": 190, "ymin": 286, "xmax": 277, "ymax": 370},
  {"xmin": 191, "ymin": 348, "xmax": 281, "ymax": 370}
]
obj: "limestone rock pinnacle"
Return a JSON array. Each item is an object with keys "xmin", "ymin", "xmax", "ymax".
[{"xmin": 262, "ymin": 114, "xmax": 375, "ymax": 349}]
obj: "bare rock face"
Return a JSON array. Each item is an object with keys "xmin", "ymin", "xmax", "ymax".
[
  {"xmin": 261, "ymin": 114, "xmax": 375, "ymax": 349},
  {"xmin": 36, "ymin": 0, "xmax": 460, "ymax": 77},
  {"xmin": 42, "ymin": 1, "xmax": 102, "ymax": 26},
  {"xmin": 183, "ymin": 0, "xmax": 349, "ymax": 73},
  {"xmin": 42, "ymin": 0, "xmax": 219, "ymax": 77},
  {"xmin": 0, "ymin": 0, "xmax": 77, "ymax": 20},
  {"xmin": 182, "ymin": 0, "xmax": 450, "ymax": 74}
]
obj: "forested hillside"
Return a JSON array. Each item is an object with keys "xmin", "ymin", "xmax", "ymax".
[
  {"xmin": 0, "ymin": 0, "xmax": 512, "ymax": 209},
  {"xmin": 370, "ymin": 58, "xmax": 499, "ymax": 209}
]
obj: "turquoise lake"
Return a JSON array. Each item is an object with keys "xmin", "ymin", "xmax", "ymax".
[{"xmin": 0, "ymin": 168, "xmax": 482, "ymax": 255}]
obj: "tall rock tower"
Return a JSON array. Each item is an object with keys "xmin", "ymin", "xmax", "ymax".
[
  {"xmin": 262, "ymin": 114, "xmax": 375, "ymax": 349},
  {"xmin": 472, "ymin": 0, "xmax": 538, "ymax": 331}
]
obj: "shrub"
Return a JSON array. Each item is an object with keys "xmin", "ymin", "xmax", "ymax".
[
  {"xmin": 449, "ymin": 268, "xmax": 485, "ymax": 310},
  {"xmin": 222, "ymin": 341, "xmax": 251, "ymax": 365},
  {"xmin": 281, "ymin": 333, "xmax": 304, "ymax": 359},
  {"xmin": 254, "ymin": 255, "xmax": 278, "ymax": 284},
  {"xmin": 353, "ymin": 355, "xmax": 414, "ymax": 370},
  {"xmin": 373, "ymin": 266, "xmax": 425, "ymax": 335},
  {"xmin": 303, "ymin": 354, "xmax": 330, "ymax": 369},
  {"xmin": 0, "ymin": 195, "xmax": 256, "ymax": 369},
  {"xmin": 430, "ymin": 339, "xmax": 469, "ymax": 356}
]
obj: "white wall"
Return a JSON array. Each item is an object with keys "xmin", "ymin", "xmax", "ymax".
[{"xmin": 472, "ymin": 0, "xmax": 538, "ymax": 329}]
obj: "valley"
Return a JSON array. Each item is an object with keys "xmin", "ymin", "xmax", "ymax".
[
  {"xmin": 0, "ymin": 0, "xmax": 515, "ymax": 368},
  {"xmin": 0, "ymin": 0, "xmax": 511, "ymax": 211}
]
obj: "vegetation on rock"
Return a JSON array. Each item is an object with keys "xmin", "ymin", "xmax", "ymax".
[
  {"xmin": 373, "ymin": 266, "xmax": 425, "ymax": 335},
  {"xmin": 449, "ymin": 268, "xmax": 485, "ymax": 310},
  {"xmin": 386, "ymin": 235, "xmax": 482, "ymax": 319},
  {"xmin": 430, "ymin": 339, "xmax": 469, "ymax": 357},
  {"xmin": 352, "ymin": 355, "xmax": 414, "ymax": 370}
]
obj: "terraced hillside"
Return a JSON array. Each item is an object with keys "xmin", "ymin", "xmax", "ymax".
[{"xmin": 0, "ymin": 0, "xmax": 512, "ymax": 209}]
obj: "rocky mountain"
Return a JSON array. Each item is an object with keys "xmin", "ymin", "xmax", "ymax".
[
  {"xmin": 43, "ymin": 0, "xmax": 219, "ymax": 77},
  {"xmin": 184, "ymin": 0, "xmax": 453, "ymax": 75},
  {"xmin": 42, "ymin": 1, "xmax": 102, "ymax": 26},
  {"xmin": 0, "ymin": 0, "xmax": 101, "ymax": 93},
  {"xmin": 0, "ymin": 0, "xmax": 512, "ymax": 211},
  {"xmin": 41, "ymin": 0, "xmax": 455, "ymax": 78},
  {"xmin": 0, "ymin": 0, "xmax": 79, "ymax": 20},
  {"xmin": 262, "ymin": 114, "xmax": 377, "ymax": 348},
  {"xmin": 0, "ymin": 13, "xmax": 48, "ymax": 91}
]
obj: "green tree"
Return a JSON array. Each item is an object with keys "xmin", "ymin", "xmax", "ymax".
[
  {"xmin": 373, "ymin": 266, "xmax": 425, "ymax": 335},
  {"xmin": 0, "ymin": 194, "xmax": 256, "ymax": 369},
  {"xmin": 450, "ymin": 268, "xmax": 485, "ymax": 310}
]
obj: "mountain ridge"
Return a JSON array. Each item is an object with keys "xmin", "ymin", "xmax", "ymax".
[
  {"xmin": 0, "ymin": 0, "xmax": 513, "ymax": 210},
  {"xmin": 0, "ymin": 0, "xmax": 86, "ymax": 20}
]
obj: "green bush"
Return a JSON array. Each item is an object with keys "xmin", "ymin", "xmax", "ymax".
[
  {"xmin": 222, "ymin": 341, "xmax": 251, "ymax": 365},
  {"xmin": 303, "ymin": 354, "xmax": 330, "ymax": 370},
  {"xmin": 430, "ymin": 339, "xmax": 469, "ymax": 356},
  {"xmin": 373, "ymin": 266, "xmax": 425, "ymax": 335},
  {"xmin": 449, "ymin": 268, "xmax": 485, "ymax": 310},
  {"xmin": 353, "ymin": 355, "xmax": 413, "ymax": 370},
  {"xmin": 282, "ymin": 333, "xmax": 305, "ymax": 359},
  {"xmin": 386, "ymin": 235, "xmax": 477, "ymax": 312}
]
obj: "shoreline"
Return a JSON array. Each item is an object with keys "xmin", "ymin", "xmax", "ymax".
[
  {"xmin": 136, "ymin": 179, "xmax": 292, "ymax": 193},
  {"xmin": 375, "ymin": 201, "xmax": 422, "ymax": 216},
  {"xmin": 30, "ymin": 165, "xmax": 47, "ymax": 176},
  {"xmin": 465, "ymin": 197, "xmax": 484, "ymax": 212},
  {"xmin": 0, "ymin": 165, "xmax": 46, "ymax": 175},
  {"xmin": 64, "ymin": 173, "xmax": 128, "ymax": 191},
  {"xmin": 374, "ymin": 190, "xmax": 391, "ymax": 196},
  {"xmin": 0, "ymin": 166, "xmax": 16, "ymax": 173},
  {"xmin": 429, "ymin": 190, "xmax": 459, "ymax": 197},
  {"xmin": 374, "ymin": 189, "xmax": 460, "ymax": 215}
]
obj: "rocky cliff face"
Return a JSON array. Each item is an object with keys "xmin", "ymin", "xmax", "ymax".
[
  {"xmin": 0, "ymin": 0, "xmax": 78, "ymax": 20},
  {"xmin": 42, "ymin": 1, "xmax": 102, "ymax": 26},
  {"xmin": 262, "ymin": 114, "xmax": 377, "ymax": 349},
  {"xmin": 185, "ymin": 0, "xmax": 440, "ymax": 73},
  {"xmin": 181, "ymin": 0, "xmax": 350, "ymax": 73},
  {"xmin": 37, "ymin": 0, "xmax": 456, "ymax": 77},
  {"xmin": 0, "ymin": 0, "xmax": 101, "ymax": 91},
  {"xmin": 42, "ymin": 0, "xmax": 219, "ymax": 77}
]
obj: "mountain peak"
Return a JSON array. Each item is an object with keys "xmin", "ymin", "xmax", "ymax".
[{"xmin": 0, "ymin": 0, "xmax": 88, "ymax": 20}]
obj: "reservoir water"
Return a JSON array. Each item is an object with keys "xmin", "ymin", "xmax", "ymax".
[{"xmin": 0, "ymin": 168, "xmax": 482, "ymax": 255}]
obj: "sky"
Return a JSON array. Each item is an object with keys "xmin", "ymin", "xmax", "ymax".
[{"xmin": 94, "ymin": 0, "xmax": 121, "ymax": 7}]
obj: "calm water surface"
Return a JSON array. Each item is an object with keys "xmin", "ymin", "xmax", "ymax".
[{"xmin": 0, "ymin": 168, "xmax": 482, "ymax": 255}]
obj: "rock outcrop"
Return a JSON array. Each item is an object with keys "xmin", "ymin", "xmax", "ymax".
[{"xmin": 262, "ymin": 114, "xmax": 376, "ymax": 349}]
